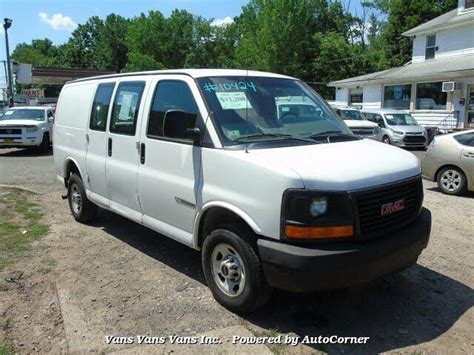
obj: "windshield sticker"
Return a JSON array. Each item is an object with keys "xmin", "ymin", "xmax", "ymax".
[
  {"xmin": 216, "ymin": 92, "xmax": 253, "ymax": 110},
  {"xmin": 202, "ymin": 81, "xmax": 257, "ymax": 92},
  {"xmin": 3, "ymin": 111, "xmax": 13, "ymax": 116},
  {"xmin": 385, "ymin": 114, "xmax": 393, "ymax": 119}
]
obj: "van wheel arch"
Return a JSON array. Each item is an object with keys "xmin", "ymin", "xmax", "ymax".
[
  {"xmin": 64, "ymin": 159, "xmax": 82, "ymax": 188},
  {"xmin": 198, "ymin": 207, "xmax": 257, "ymax": 249}
]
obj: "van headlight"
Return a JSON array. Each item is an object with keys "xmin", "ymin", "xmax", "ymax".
[
  {"xmin": 392, "ymin": 129, "xmax": 404, "ymax": 135},
  {"xmin": 26, "ymin": 127, "xmax": 38, "ymax": 133},
  {"xmin": 310, "ymin": 197, "xmax": 328, "ymax": 217},
  {"xmin": 282, "ymin": 190, "xmax": 354, "ymax": 240}
]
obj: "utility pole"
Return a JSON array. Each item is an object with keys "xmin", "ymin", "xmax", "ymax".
[{"xmin": 3, "ymin": 18, "xmax": 14, "ymax": 107}]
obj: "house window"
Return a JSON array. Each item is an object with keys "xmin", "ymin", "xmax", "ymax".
[
  {"xmin": 416, "ymin": 82, "xmax": 447, "ymax": 110},
  {"xmin": 383, "ymin": 84, "xmax": 411, "ymax": 109},
  {"xmin": 349, "ymin": 88, "xmax": 363, "ymax": 105},
  {"xmin": 425, "ymin": 35, "xmax": 436, "ymax": 60},
  {"xmin": 466, "ymin": 0, "xmax": 474, "ymax": 9}
]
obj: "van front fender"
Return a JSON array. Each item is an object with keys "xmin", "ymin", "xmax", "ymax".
[{"xmin": 192, "ymin": 201, "xmax": 262, "ymax": 249}]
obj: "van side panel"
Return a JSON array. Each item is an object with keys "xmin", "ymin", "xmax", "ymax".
[{"xmin": 53, "ymin": 82, "xmax": 96, "ymax": 182}]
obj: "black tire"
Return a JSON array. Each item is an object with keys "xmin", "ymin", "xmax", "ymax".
[
  {"xmin": 38, "ymin": 133, "xmax": 50, "ymax": 154},
  {"xmin": 67, "ymin": 173, "xmax": 98, "ymax": 222},
  {"xmin": 202, "ymin": 225, "xmax": 272, "ymax": 313},
  {"xmin": 382, "ymin": 135, "xmax": 391, "ymax": 144},
  {"xmin": 437, "ymin": 167, "xmax": 467, "ymax": 196}
]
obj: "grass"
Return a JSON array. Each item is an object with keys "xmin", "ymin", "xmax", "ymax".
[
  {"xmin": 0, "ymin": 187, "xmax": 49, "ymax": 276},
  {"xmin": 0, "ymin": 343, "xmax": 13, "ymax": 355}
]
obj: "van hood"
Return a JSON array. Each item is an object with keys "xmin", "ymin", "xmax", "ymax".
[
  {"xmin": 250, "ymin": 139, "xmax": 420, "ymax": 191},
  {"xmin": 343, "ymin": 119, "xmax": 377, "ymax": 128},
  {"xmin": 387, "ymin": 125, "xmax": 425, "ymax": 134},
  {"xmin": 0, "ymin": 119, "xmax": 43, "ymax": 126}
]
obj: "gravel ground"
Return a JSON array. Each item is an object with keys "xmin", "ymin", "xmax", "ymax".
[{"xmin": 0, "ymin": 147, "xmax": 472, "ymax": 354}]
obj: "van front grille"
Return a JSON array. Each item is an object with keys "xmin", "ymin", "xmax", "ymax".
[
  {"xmin": 352, "ymin": 177, "xmax": 423, "ymax": 239},
  {"xmin": 0, "ymin": 128, "xmax": 21, "ymax": 135},
  {"xmin": 403, "ymin": 136, "xmax": 426, "ymax": 143}
]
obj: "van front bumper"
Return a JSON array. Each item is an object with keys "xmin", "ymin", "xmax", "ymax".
[{"xmin": 258, "ymin": 208, "xmax": 431, "ymax": 292}]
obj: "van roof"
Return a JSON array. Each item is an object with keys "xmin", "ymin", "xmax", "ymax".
[{"xmin": 68, "ymin": 69, "xmax": 296, "ymax": 84}]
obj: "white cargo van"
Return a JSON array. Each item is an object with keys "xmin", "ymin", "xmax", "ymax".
[{"xmin": 54, "ymin": 69, "xmax": 431, "ymax": 312}]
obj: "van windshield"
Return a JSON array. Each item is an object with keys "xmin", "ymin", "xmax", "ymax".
[
  {"xmin": 384, "ymin": 113, "xmax": 418, "ymax": 126},
  {"xmin": 0, "ymin": 109, "xmax": 45, "ymax": 121},
  {"xmin": 338, "ymin": 109, "xmax": 365, "ymax": 121},
  {"xmin": 197, "ymin": 76, "xmax": 352, "ymax": 146}
]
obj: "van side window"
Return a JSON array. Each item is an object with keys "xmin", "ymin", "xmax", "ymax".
[
  {"xmin": 90, "ymin": 83, "xmax": 115, "ymax": 131},
  {"xmin": 110, "ymin": 81, "xmax": 145, "ymax": 135},
  {"xmin": 147, "ymin": 81, "xmax": 198, "ymax": 141}
]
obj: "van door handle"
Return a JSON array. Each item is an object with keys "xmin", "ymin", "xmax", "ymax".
[
  {"xmin": 140, "ymin": 143, "xmax": 145, "ymax": 164},
  {"xmin": 463, "ymin": 152, "xmax": 474, "ymax": 158},
  {"xmin": 108, "ymin": 138, "xmax": 112, "ymax": 157}
]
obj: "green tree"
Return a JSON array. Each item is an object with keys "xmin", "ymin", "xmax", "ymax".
[{"xmin": 11, "ymin": 38, "xmax": 60, "ymax": 67}]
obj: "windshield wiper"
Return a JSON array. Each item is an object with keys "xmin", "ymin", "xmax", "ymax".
[
  {"xmin": 309, "ymin": 131, "xmax": 357, "ymax": 139},
  {"xmin": 234, "ymin": 133, "xmax": 317, "ymax": 144}
]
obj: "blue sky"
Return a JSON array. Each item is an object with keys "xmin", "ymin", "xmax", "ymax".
[{"xmin": 0, "ymin": 0, "xmax": 363, "ymax": 86}]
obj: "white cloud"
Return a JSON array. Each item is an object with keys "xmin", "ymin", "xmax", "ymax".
[
  {"xmin": 210, "ymin": 16, "xmax": 234, "ymax": 27},
  {"xmin": 38, "ymin": 12, "xmax": 77, "ymax": 31}
]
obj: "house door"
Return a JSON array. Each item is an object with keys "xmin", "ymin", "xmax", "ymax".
[{"xmin": 467, "ymin": 85, "xmax": 474, "ymax": 128}]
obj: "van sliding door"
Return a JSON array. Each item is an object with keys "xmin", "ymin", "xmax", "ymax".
[{"xmin": 105, "ymin": 80, "xmax": 147, "ymax": 222}]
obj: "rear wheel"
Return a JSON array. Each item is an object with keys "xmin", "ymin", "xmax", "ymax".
[
  {"xmin": 437, "ymin": 167, "xmax": 467, "ymax": 196},
  {"xmin": 202, "ymin": 225, "xmax": 272, "ymax": 313},
  {"xmin": 68, "ymin": 174, "xmax": 97, "ymax": 222}
]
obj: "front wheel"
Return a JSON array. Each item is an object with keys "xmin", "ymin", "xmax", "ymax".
[
  {"xmin": 202, "ymin": 226, "xmax": 272, "ymax": 313},
  {"xmin": 382, "ymin": 135, "xmax": 391, "ymax": 144},
  {"xmin": 38, "ymin": 133, "xmax": 50, "ymax": 153},
  {"xmin": 437, "ymin": 167, "xmax": 467, "ymax": 196},
  {"xmin": 68, "ymin": 174, "xmax": 98, "ymax": 222}
]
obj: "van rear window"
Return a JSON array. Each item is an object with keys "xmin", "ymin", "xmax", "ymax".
[{"xmin": 90, "ymin": 83, "xmax": 115, "ymax": 131}]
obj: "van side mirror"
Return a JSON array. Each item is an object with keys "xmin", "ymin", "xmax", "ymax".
[
  {"xmin": 163, "ymin": 109, "xmax": 200, "ymax": 145},
  {"xmin": 187, "ymin": 127, "xmax": 201, "ymax": 146}
]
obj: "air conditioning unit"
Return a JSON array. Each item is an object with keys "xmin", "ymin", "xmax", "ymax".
[{"xmin": 442, "ymin": 81, "xmax": 462, "ymax": 92}]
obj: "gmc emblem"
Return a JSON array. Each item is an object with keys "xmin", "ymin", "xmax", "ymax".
[{"xmin": 381, "ymin": 199, "xmax": 405, "ymax": 216}]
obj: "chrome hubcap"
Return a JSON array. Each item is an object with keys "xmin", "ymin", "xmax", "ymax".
[
  {"xmin": 70, "ymin": 184, "xmax": 82, "ymax": 214},
  {"xmin": 440, "ymin": 170, "xmax": 461, "ymax": 192},
  {"xmin": 211, "ymin": 243, "xmax": 245, "ymax": 297}
]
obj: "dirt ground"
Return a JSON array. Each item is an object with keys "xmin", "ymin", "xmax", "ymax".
[{"xmin": 0, "ymin": 148, "xmax": 473, "ymax": 354}]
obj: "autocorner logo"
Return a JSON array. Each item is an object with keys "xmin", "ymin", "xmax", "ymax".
[{"xmin": 381, "ymin": 199, "xmax": 405, "ymax": 216}]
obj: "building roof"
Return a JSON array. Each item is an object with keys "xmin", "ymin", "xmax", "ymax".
[
  {"xmin": 328, "ymin": 54, "xmax": 474, "ymax": 87},
  {"xmin": 402, "ymin": 8, "xmax": 474, "ymax": 36},
  {"xmin": 32, "ymin": 67, "xmax": 115, "ymax": 85},
  {"xmin": 69, "ymin": 69, "xmax": 295, "ymax": 84}
]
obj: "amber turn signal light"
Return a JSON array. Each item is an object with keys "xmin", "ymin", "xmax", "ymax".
[{"xmin": 285, "ymin": 224, "xmax": 353, "ymax": 239}]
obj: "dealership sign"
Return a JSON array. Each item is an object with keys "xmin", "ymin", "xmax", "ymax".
[{"xmin": 22, "ymin": 88, "xmax": 45, "ymax": 98}]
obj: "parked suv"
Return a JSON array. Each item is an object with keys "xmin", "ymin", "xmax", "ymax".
[
  {"xmin": 363, "ymin": 109, "xmax": 428, "ymax": 148},
  {"xmin": 0, "ymin": 106, "xmax": 54, "ymax": 152},
  {"xmin": 333, "ymin": 107, "xmax": 381, "ymax": 141},
  {"xmin": 54, "ymin": 70, "xmax": 431, "ymax": 313}
]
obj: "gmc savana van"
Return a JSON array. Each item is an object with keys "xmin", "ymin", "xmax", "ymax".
[{"xmin": 54, "ymin": 69, "xmax": 431, "ymax": 313}]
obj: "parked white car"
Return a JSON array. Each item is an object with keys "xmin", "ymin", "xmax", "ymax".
[
  {"xmin": 54, "ymin": 69, "xmax": 431, "ymax": 312},
  {"xmin": 362, "ymin": 109, "xmax": 428, "ymax": 148},
  {"xmin": 333, "ymin": 107, "xmax": 381, "ymax": 141},
  {"xmin": 0, "ymin": 106, "xmax": 54, "ymax": 152}
]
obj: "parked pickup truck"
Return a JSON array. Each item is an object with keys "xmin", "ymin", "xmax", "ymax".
[
  {"xmin": 0, "ymin": 106, "xmax": 54, "ymax": 152},
  {"xmin": 54, "ymin": 69, "xmax": 431, "ymax": 313},
  {"xmin": 333, "ymin": 107, "xmax": 382, "ymax": 141}
]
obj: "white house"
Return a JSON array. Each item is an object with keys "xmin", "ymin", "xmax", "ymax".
[{"xmin": 329, "ymin": 0, "xmax": 474, "ymax": 130}]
